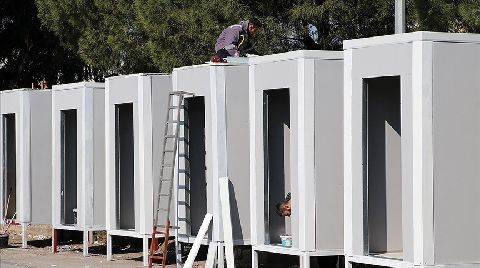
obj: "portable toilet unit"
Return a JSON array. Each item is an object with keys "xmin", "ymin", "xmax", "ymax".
[
  {"xmin": 105, "ymin": 74, "xmax": 171, "ymax": 266},
  {"xmin": 248, "ymin": 51, "xmax": 344, "ymax": 267},
  {"xmin": 173, "ymin": 62, "xmax": 251, "ymax": 253},
  {"xmin": 344, "ymin": 32, "xmax": 480, "ymax": 267},
  {"xmin": 51, "ymin": 82, "xmax": 105, "ymax": 256},
  {"xmin": 0, "ymin": 88, "xmax": 52, "ymax": 248}
]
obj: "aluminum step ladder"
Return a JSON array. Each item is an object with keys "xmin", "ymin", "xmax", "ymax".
[{"xmin": 149, "ymin": 91, "xmax": 193, "ymax": 268}]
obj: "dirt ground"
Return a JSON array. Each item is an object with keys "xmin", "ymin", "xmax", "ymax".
[{"xmin": 0, "ymin": 224, "xmax": 205, "ymax": 267}]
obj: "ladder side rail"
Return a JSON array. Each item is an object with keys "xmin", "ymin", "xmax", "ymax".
[
  {"xmin": 166, "ymin": 95, "xmax": 185, "ymax": 221},
  {"xmin": 153, "ymin": 93, "xmax": 174, "ymax": 225}
]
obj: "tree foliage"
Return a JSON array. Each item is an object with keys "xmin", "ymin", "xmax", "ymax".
[
  {"xmin": 3, "ymin": 0, "xmax": 480, "ymax": 86},
  {"xmin": 36, "ymin": 0, "xmax": 156, "ymax": 75},
  {"xmin": 0, "ymin": 0, "xmax": 92, "ymax": 89},
  {"xmin": 134, "ymin": 0, "xmax": 243, "ymax": 71}
]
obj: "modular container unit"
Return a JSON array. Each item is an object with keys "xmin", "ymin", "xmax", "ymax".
[
  {"xmin": 249, "ymin": 51, "xmax": 344, "ymax": 268},
  {"xmin": 51, "ymin": 82, "xmax": 105, "ymax": 256},
  {"xmin": 173, "ymin": 62, "xmax": 251, "ymax": 251},
  {"xmin": 344, "ymin": 32, "xmax": 480, "ymax": 267},
  {"xmin": 0, "ymin": 88, "xmax": 52, "ymax": 248},
  {"xmin": 105, "ymin": 74, "xmax": 171, "ymax": 266}
]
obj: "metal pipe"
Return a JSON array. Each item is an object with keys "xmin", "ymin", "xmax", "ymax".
[{"xmin": 395, "ymin": 0, "xmax": 406, "ymax": 34}]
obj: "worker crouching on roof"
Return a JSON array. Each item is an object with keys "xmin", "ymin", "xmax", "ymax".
[{"xmin": 214, "ymin": 18, "xmax": 262, "ymax": 61}]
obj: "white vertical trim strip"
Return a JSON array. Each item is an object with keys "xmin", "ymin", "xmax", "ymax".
[
  {"xmin": 248, "ymin": 64, "xmax": 262, "ymax": 245},
  {"xmin": 421, "ymin": 42, "xmax": 435, "ymax": 266},
  {"xmin": 343, "ymin": 49, "xmax": 354, "ymax": 255},
  {"xmin": 412, "ymin": 41, "xmax": 435, "ymax": 265},
  {"xmin": 297, "ymin": 58, "xmax": 316, "ymax": 250},
  {"xmin": 83, "ymin": 88, "xmax": 94, "ymax": 228},
  {"xmin": 137, "ymin": 77, "xmax": 146, "ymax": 233},
  {"xmin": 412, "ymin": 40, "xmax": 424, "ymax": 264},
  {"xmin": 413, "ymin": 41, "xmax": 435, "ymax": 265},
  {"xmin": 216, "ymin": 67, "xmax": 228, "ymax": 178},
  {"xmin": 51, "ymin": 90, "xmax": 57, "ymax": 227},
  {"xmin": 139, "ymin": 76, "xmax": 154, "ymax": 235},
  {"xmin": 21, "ymin": 91, "xmax": 31, "ymax": 223},
  {"xmin": 216, "ymin": 67, "xmax": 229, "ymax": 241},
  {"xmin": 104, "ymin": 79, "xmax": 112, "ymax": 231},
  {"xmin": 209, "ymin": 66, "xmax": 221, "ymax": 242},
  {"xmin": 296, "ymin": 58, "xmax": 305, "ymax": 250}
]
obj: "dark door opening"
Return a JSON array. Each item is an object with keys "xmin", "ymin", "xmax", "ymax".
[
  {"xmin": 115, "ymin": 103, "xmax": 135, "ymax": 230},
  {"xmin": 363, "ymin": 76, "xmax": 402, "ymax": 258},
  {"xmin": 3, "ymin": 114, "xmax": 16, "ymax": 219},
  {"xmin": 184, "ymin": 97, "xmax": 207, "ymax": 236},
  {"xmin": 61, "ymin": 110, "xmax": 78, "ymax": 225},
  {"xmin": 264, "ymin": 89, "xmax": 290, "ymax": 245}
]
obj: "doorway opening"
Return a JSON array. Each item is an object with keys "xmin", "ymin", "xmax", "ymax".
[
  {"xmin": 3, "ymin": 114, "xmax": 16, "ymax": 220},
  {"xmin": 115, "ymin": 103, "xmax": 135, "ymax": 230},
  {"xmin": 263, "ymin": 89, "xmax": 291, "ymax": 245},
  {"xmin": 61, "ymin": 110, "xmax": 78, "ymax": 225},
  {"xmin": 184, "ymin": 96, "xmax": 207, "ymax": 236},
  {"xmin": 363, "ymin": 76, "xmax": 403, "ymax": 259}
]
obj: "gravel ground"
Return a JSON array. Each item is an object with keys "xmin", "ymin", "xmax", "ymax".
[{"xmin": 0, "ymin": 224, "xmax": 205, "ymax": 267}]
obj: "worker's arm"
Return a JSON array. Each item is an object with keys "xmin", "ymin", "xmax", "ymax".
[{"xmin": 238, "ymin": 36, "xmax": 259, "ymax": 56}]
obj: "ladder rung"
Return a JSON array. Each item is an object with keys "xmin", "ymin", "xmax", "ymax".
[
  {"xmin": 177, "ymin": 201, "xmax": 189, "ymax": 207},
  {"xmin": 161, "ymin": 164, "xmax": 173, "ymax": 167},
  {"xmin": 150, "ymin": 255, "xmax": 165, "ymax": 260},
  {"xmin": 163, "ymin": 150, "xmax": 175, "ymax": 153},
  {"xmin": 160, "ymin": 179, "xmax": 173, "ymax": 182},
  {"xmin": 156, "ymin": 208, "xmax": 169, "ymax": 212},
  {"xmin": 165, "ymin": 135, "xmax": 176, "ymax": 138},
  {"xmin": 156, "ymin": 225, "xmax": 180, "ymax": 230},
  {"xmin": 177, "ymin": 218, "xmax": 191, "ymax": 224},
  {"xmin": 169, "ymin": 105, "xmax": 184, "ymax": 109},
  {"xmin": 158, "ymin": 194, "xmax": 171, "ymax": 197},
  {"xmin": 170, "ymin": 91, "xmax": 194, "ymax": 96}
]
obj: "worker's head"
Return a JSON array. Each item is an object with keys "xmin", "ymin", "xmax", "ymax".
[
  {"xmin": 276, "ymin": 201, "xmax": 291, "ymax": 217},
  {"xmin": 248, "ymin": 18, "xmax": 262, "ymax": 36}
]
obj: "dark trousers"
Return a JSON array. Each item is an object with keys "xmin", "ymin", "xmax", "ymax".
[{"xmin": 215, "ymin": 48, "xmax": 231, "ymax": 60}]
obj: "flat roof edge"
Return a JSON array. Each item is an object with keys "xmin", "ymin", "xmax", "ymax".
[
  {"xmin": 249, "ymin": 50, "xmax": 343, "ymax": 65},
  {"xmin": 344, "ymin": 31, "xmax": 480, "ymax": 49},
  {"xmin": 106, "ymin": 73, "xmax": 170, "ymax": 80},
  {"xmin": 52, "ymin": 81, "xmax": 105, "ymax": 91},
  {"xmin": 173, "ymin": 61, "xmax": 249, "ymax": 72},
  {"xmin": 1, "ymin": 88, "xmax": 52, "ymax": 93}
]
